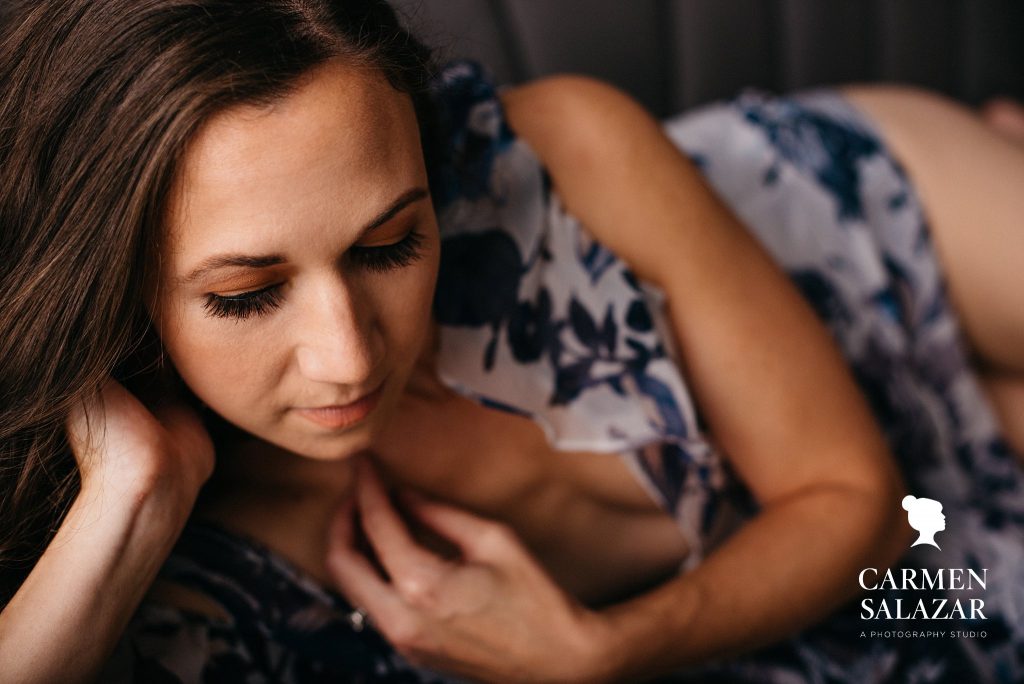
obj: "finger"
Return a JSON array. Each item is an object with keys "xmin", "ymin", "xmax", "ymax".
[
  {"xmin": 325, "ymin": 496, "xmax": 409, "ymax": 626},
  {"xmin": 400, "ymin": 490, "xmax": 521, "ymax": 563},
  {"xmin": 356, "ymin": 461, "xmax": 449, "ymax": 587}
]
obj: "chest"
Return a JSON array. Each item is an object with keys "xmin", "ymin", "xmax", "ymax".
[
  {"xmin": 372, "ymin": 384, "xmax": 690, "ymax": 606},
  {"xmin": 199, "ymin": 379, "xmax": 694, "ymax": 608}
]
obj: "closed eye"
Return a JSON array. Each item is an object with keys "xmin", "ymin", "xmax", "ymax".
[
  {"xmin": 203, "ymin": 283, "xmax": 283, "ymax": 320},
  {"xmin": 348, "ymin": 228, "xmax": 425, "ymax": 273},
  {"xmin": 201, "ymin": 229, "xmax": 427, "ymax": 321}
]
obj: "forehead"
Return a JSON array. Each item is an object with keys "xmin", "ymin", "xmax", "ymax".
[{"xmin": 164, "ymin": 59, "xmax": 423, "ymax": 259}]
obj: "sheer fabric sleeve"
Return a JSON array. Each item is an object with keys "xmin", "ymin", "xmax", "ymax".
[
  {"xmin": 427, "ymin": 60, "xmax": 707, "ymax": 456},
  {"xmin": 425, "ymin": 60, "xmax": 747, "ymax": 567}
]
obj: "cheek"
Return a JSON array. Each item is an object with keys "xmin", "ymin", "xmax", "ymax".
[
  {"xmin": 152, "ymin": 232, "xmax": 439, "ymax": 435},
  {"xmin": 158, "ymin": 308, "xmax": 285, "ymax": 415},
  {"xmin": 378, "ymin": 238, "xmax": 439, "ymax": 350}
]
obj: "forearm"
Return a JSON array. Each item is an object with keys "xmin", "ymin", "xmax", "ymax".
[
  {"xmin": 595, "ymin": 484, "xmax": 908, "ymax": 681},
  {"xmin": 582, "ymin": 194, "xmax": 910, "ymax": 677},
  {"xmin": 502, "ymin": 75, "xmax": 912, "ymax": 681},
  {"xmin": 0, "ymin": 480, "xmax": 193, "ymax": 683}
]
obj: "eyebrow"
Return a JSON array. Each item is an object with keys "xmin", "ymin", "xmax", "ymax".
[{"xmin": 179, "ymin": 186, "xmax": 429, "ymax": 285}]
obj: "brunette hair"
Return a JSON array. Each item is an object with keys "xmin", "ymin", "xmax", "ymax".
[{"xmin": 0, "ymin": 0, "xmax": 436, "ymax": 605}]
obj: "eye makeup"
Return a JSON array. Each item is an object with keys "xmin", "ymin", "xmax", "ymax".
[
  {"xmin": 203, "ymin": 283, "xmax": 284, "ymax": 320},
  {"xmin": 202, "ymin": 228, "xmax": 427, "ymax": 320},
  {"xmin": 347, "ymin": 228, "xmax": 425, "ymax": 273}
]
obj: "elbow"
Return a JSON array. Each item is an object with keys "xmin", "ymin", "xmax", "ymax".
[
  {"xmin": 840, "ymin": 456, "xmax": 913, "ymax": 573},
  {"xmin": 875, "ymin": 478, "xmax": 915, "ymax": 572},
  {"xmin": 789, "ymin": 445, "xmax": 911, "ymax": 573}
]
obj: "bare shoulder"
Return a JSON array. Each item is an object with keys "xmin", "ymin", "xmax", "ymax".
[
  {"xmin": 498, "ymin": 74, "xmax": 664, "ymax": 169},
  {"xmin": 497, "ymin": 74, "xmax": 728, "ymax": 287},
  {"xmin": 499, "ymin": 74, "xmax": 641, "ymax": 120}
]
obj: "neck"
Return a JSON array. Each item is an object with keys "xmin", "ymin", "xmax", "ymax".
[
  {"xmin": 209, "ymin": 430, "xmax": 358, "ymax": 493},
  {"xmin": 195, "ymin": 429, "xmax": 359, "ymax": 527},
  {"xmin": 190, "ymin": 317, "xmax": 446, "ymax": 569},
  {"xmin": 191, "ymin": 434, "xmax": 360, "ymax": 585}
]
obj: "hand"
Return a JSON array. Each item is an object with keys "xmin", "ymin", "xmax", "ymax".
[
  {"xmin": 65, "ymin": 376, "xmax": 214, "ymax": 508},
  {"xmin": 0, "ymin": 377, "xmax": 215, "ymax": 684},
  {"xmin": 325, "ymin": 460, "xmax": 616, "ymax": 684}
]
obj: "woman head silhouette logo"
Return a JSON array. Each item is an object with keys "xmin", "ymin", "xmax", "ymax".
[{"xmin": 902, "ymin": 495, "xmax": 946, "ymax": 549}]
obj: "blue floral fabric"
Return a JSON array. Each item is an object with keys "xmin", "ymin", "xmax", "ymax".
[
  {"xmin": 101, "ymin": 522, "xmax": 446, "ymax": 683},
  {"xmin": 429, "ymin": 62, "xmax": 1024, "ymax": 682},
  {"xmin": 429, "ymin": 63, "xmax": 702, "ymax": 454},
  {"xmin": 427, "ymin": 61, "xmax": 746, "ymax": 566},
  {"xmin": 657, "ymin": 90, "xmax": 1024, "ymax": 682},
  {"xmin": 103, "ymin": 62, "xmax": 1024, "ymax": 682}
]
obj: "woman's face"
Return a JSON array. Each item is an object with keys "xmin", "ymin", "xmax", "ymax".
[{"xmin": 152, "ymin": 59, "xmax": 439, "ymax": 461}]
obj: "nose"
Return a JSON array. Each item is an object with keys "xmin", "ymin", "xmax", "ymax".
[{"xmin": 294, "ymin": 277, "xmax": 383, "ymax": 388}]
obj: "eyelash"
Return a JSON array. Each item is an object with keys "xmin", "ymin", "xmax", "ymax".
[
  {"xmin": 349, "ymin": 228, "xmax": 425, "ymax": 274},
  {"xmin": 203, "ymin": 283, "xmax": 284, "ymax": 320},
  {"xmin": 202, "ymin": 229, "xmax": 426, "ymax": 320}
]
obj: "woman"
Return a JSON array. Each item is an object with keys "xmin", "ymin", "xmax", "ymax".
[{"xmin": 0, "ymin": 0, "xmax": 1021, "ymax": 682}]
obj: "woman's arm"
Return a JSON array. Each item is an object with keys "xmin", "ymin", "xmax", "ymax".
[
  {"xmin": 0, "ymin": 380, "xmax": 212, "ymax": 683},
  {"xmin": 0, "ymin": 477, "xmax": 192, "ymax": 682},
  {"xmin": 498, "ymin": 76, "xmax": 911, "ymax": 677},
  {"xmin": 326, "ymin": 78, "xmax": 912, "ymax": 683}
]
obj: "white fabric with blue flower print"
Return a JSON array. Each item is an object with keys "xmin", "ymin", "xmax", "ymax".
[{"xmin": 428, "ymin": 61, "xmax": 1024, "ymax": 683}]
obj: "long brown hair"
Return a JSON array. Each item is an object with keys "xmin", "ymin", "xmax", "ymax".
[{"xmin": 0, "ymin": 0, "xmax": 436, "ymax": 606}]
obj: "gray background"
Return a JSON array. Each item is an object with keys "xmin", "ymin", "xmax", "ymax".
[
  {"xmin": 3, "ymin": 1, "xmax": 1022, "ymax": 117},
  {"xmin": 391, "ymin": 0, "xmax": 1024, "ymax": 116}
]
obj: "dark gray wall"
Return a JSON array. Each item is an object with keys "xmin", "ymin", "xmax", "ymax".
[
  {"xmin": 3, "ymin": 1, "xmax": 1021, "ymax": 117},
  {"xmin": 393, "ymin": 0, "xmax": 1024, "ymax": 116}
]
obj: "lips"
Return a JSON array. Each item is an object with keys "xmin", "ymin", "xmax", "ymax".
[{"xmin": 294, "ymin": 383, "xmax": 384, "ymax": 430}]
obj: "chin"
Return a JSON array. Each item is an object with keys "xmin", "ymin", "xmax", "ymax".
[
  {"xmin": 280, "ymin": 402, "xmax": 393, "ymax": 461},
  {"xmin": 293, "ymin": 430, "xmax": 377, "ymax": 461},
  {"xmin": 205, "ymin": 409, "xmax": 379, "ymax": 463},
  {"xmin": 208, "ymin": 374, "xmax": 406, "ymax": 461}
]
